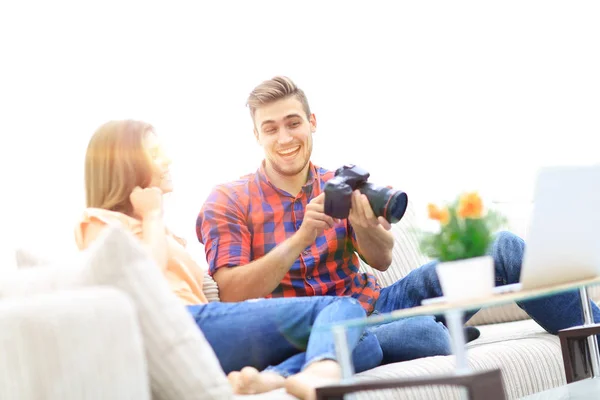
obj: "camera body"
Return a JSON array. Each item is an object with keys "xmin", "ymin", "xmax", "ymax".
[{"xmin": 323, "ymin": 164, "xmax": 408, "ymax": 224}]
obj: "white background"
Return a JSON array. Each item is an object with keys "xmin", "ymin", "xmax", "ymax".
[{"xmin": 1, "ymin": 1, "xmax": 598, "ymax": 263}]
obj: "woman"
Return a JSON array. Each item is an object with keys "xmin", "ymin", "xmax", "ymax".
[{"xmin": 75, "ymin": 120, "xmax": 382, "ymax": 400}]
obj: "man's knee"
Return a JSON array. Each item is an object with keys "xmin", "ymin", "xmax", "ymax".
[
  {"xmin": 491, "ymin": 230, "xmax": 525, "ymax": 280},
  {"xmin": 410, "ymin": 260, "xmax": 442, "ymax": 289},
  {"xmin": 353, "ymin": 331, "xmax": 383, "ymax": 372},
  {"xmin": 495, "ymin": 230, "xmax": 522, "ymax": 245},
  {"xmin": 492, "ymin": 231, "xmax": 526, "ymax": 255},
  {"xmin": 326, "ymin": 296, "xmax": 365, "ymax": 319},
  {"xmin": 404, "ymin": 317, "xmax": 452, "ymax": 357},
  {"xmin": 375, "ymin": 316, "xmax": 452, "ymax": 363}
]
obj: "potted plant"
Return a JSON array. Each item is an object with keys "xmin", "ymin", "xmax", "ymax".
[{"xmin": 419, "ymin": 192, "xmax": 507, "ymax": 301}]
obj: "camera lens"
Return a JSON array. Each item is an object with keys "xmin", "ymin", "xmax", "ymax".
[
  {"xmin": 384, "ymin": 191, "xmax": 408, "ymax": 224},
  {"xmin": 359, "ymin": 183, "xmax": 408, "ymax": 224}
]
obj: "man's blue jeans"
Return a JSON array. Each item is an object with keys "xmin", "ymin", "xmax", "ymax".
[
  {"xmin": 187, "ymin": 296, "xmax": 377, "ymax": 375},
  {"xmin": 368, "ymin": 231, "xmax": 600, "ymax": 365}
]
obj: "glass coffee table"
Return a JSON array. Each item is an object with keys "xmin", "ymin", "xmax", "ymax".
[{"xmin": 315, "ymin": 276, "xmax": 600, "ymax": 400}]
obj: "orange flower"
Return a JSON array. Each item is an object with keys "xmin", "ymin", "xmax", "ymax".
[
  {"xmin": 428, "ymin": 204, "xmax": 451, "ymax": 225},
  {"xmin": 458, "ymin": 192, "xmax": 484, "ymax": 219},
  {"xmin": 439, "ymin": 207, "xmax": 450, "ymax": 225},
  {"xmin": 428, "ymin": 203, "xmax": 441, "ymax": 220}
]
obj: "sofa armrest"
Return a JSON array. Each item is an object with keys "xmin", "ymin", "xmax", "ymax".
[{"xmin": 0, "ymin": 288, "xmax": 150, "ymax": 400}]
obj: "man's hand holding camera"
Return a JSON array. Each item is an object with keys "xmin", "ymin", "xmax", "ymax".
[
  {"xmin": 348, "ymin": 190, "xmax": 392, "ymax": 232},
  {"xmin": 294, "ymin": 165, "xmax": 405, "ymax": 270},
  {"xmin": 296, "ymin": 193, "xmax": 340, "ymax": 248},
  {"xmin": 321, "ymin": 164, "xmax": 407, "ymax": 271},
  {"xmin": 347, "ymin": 188, "xmax": 395, "ymax": 270}
]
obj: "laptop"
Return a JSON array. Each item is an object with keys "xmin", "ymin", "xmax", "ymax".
[
  {"xmin": 509, "ymin": 164, "xmax": 600, "ymax": 290},
  {"xmin": 425, "ymin": 164, "xmax": 600, "ymax": 304}
]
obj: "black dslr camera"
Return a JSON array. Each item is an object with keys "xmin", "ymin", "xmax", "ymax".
[{"xmin": 323, "ymin": 164, "xmax": 408, "ymax": 224}]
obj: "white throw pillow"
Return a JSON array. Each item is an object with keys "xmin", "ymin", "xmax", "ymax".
[
  {"xmin": 0, "ymin": 226, "xmax": 233, "ymax": 400},
  {"xmin": 0, "ymin": 288, "xmax": 150, "ymax": 400}
]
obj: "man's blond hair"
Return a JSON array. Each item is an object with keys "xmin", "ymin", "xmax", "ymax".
[{"xmin": 246, "ymin": 76, "xmax": 311, "ymax": 122}]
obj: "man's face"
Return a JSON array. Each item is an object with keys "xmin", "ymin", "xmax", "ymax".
[{"xmin": 254, "ymin": 97, "xmax": 316, "ymax": 178}]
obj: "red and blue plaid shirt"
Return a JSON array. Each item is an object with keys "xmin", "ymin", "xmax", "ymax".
[{"xmin": 196, "ymin": 162, "xmax": 381, "ymax": 313}]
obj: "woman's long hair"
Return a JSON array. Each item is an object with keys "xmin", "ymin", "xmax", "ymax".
[{"xmin": 85, "ymin": 120, "xmax": 155, "ymax": 216}]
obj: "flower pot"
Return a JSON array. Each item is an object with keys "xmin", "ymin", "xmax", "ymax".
[{"xmin": 436, "ymin": 255, "xmax": 495, "ymax": 301}]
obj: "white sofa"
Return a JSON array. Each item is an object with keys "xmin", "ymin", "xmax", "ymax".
[{"xmin": 1, "ymin": 203, "xmax": 595, "ymax": 399}]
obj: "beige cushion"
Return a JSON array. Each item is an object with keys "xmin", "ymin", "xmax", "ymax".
[
  {"xmin": 352, "ymin": 319, "xmax": 565, "ymax": 399},
  {"xmin": 467, "ymin": 303, "xmax": 530, "ymax": 326},
  {"xmin": 0, "ymin": 288, "xmax": 150, "ymax": 400},
  {"xmin": 0, "ymin": 226, "xmax": 233, "ymax": 400}
]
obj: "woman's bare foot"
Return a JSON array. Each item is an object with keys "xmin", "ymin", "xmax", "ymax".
[
  {"xmin": 227, "ymin": 371, "xmax": 242, "ymax": 391},
  {"xmin": 227, "ymin": 367, "xmax": 285, "ymax": 394},
  {"xmin": 284, "ymin": 360, "xmax": 342, "ymax": 400}
]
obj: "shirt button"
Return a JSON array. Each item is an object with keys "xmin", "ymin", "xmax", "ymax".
[
  {"xmin": 306, "ymin": 275, "xmax": 313, "ymax": 280},
  {"xmin": 302, "ymin": 250, "xmax": 310, "ymax": 256}
]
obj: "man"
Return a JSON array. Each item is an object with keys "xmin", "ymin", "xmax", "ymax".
[{"xmin": 197, "ymin": 76, "xmax": 600, "ymax": 367}]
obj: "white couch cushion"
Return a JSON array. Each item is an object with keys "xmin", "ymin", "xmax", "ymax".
[
  {"xmin": 351, "ymin": 320, "xmax": 564, "ymax": 400},
  {"xmin": 0, "ymin": 288, "xmax": 150, "ymax": 400},
  {"xmin": 0, "ymin": 226, "xmax": 233, "ymax": 400}
]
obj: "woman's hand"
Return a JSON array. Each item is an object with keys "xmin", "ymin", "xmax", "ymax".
[{"xmin": 130, "ymin": 186, "xmax": 163, "ymax": 218}]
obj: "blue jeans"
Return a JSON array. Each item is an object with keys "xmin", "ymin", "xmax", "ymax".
[
  {"xmin": 264, "ymin": 330, "xmax": 383, "ymax": 377},
  {"xmin": 187, "ymin": 296, "xmax": 376, "ymax": 375},
  {"xmin": 369, "ymin": 231, "xmax": 600, "ymax": 364}
]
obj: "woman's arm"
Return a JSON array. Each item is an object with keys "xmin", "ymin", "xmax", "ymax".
[
  {"xmin": 130, "ymin": 187, "xmax": 168, "ymax": 271},
  {"xmin": 139, "ymin": 209, "xmax": 169, "ymax": 271}
]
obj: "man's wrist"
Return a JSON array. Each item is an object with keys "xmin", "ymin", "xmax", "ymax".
[
  {"xmin": 288, "ymin": 232, "xmax": 311, "ymax": 254},
  {"xmin": 351, "ymin": 223, "xmax": 371, "ymax": 238}
]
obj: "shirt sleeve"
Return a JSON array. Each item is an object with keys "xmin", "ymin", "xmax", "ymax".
[
  {"xmin": 196, "ymin": 186, "xmax": 251, "ymax": 276},
  {"xmin": 75, "ymin": 216, "xmax": 106, "ymax": 250}
]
